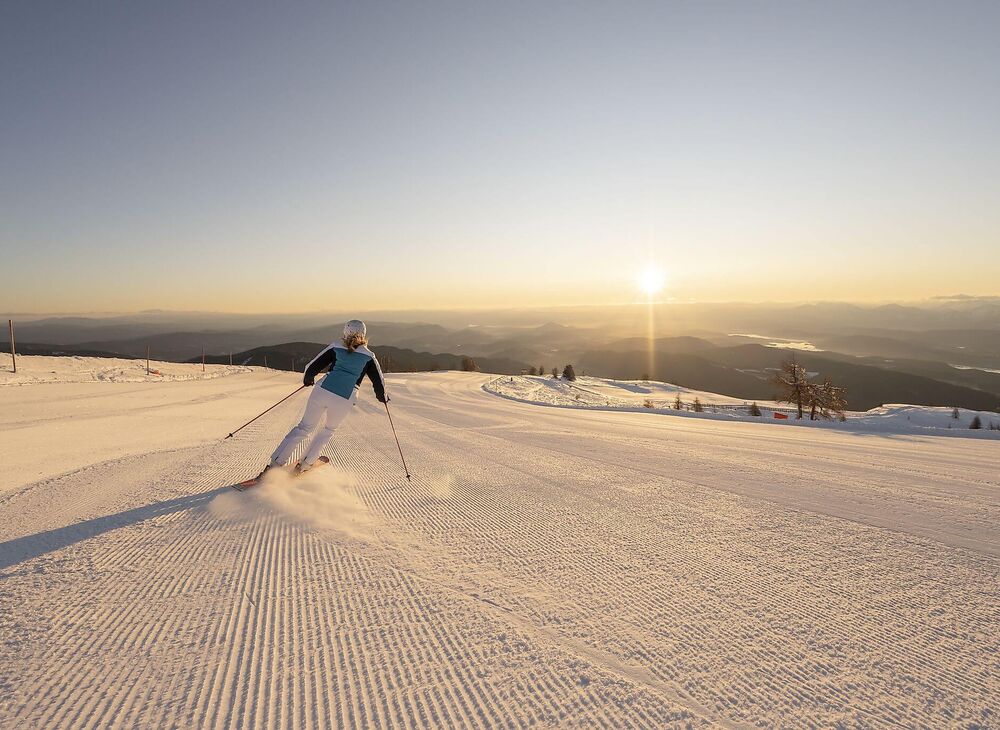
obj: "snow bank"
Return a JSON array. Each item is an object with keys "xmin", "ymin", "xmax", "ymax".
[
  {"xmin": 485, "ymin": 375, "xmax": 785, "ymax": 410},
  {"xmin": 485, "ymin": 375, "xmax": 1000, "ymax": 437},
  {"xmin": 854, "ymin": 404, "xmax": 1000, "ymax": 432},
  {"xmin": 0, "ymin": 353, "xmax": 252, "ymax": 385}
]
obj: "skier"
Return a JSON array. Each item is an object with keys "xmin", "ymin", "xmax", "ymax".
[{"xmin": 252, "ymin": 320, "xmax": 387, "ymax": 482}]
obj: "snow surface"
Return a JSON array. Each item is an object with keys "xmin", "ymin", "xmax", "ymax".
[
  {"xmin": 1, "ymin": 369, "xmax": 997, "ymax": 727},
  {"xmin": 486, "ymin": 375, "xmax": 1000, "ymax": 437},
  {"xmin": 487, "ymin": 374, "xmax": 782, "ymax": 408},
  {"xmin": 0, "ymin": 352, "xmax": 251, "ymax": 385}
]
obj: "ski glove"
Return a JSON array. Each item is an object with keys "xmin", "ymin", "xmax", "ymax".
[
  {"xmin": 377, "ymin": 393, "xmax": 389, "ymax": 404},
  {"xmin": 303, "ymin": 376, "xmax": 315, "ymax": 386}
]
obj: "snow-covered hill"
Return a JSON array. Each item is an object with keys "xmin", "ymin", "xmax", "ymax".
[
  {"xmin": 486, "ymin": 373, "xmax": 781, "ymax": 408},
  {"xmin": 486, "ymin": 374, "xmax": 1000, "ymax": 436},
  {"xmin": 1, "ymin": 370, "xmax": 996, "ymax": 727},
  {"xmin": 0, "ymin": 352, "xmax": 251, "ymax": 385}
]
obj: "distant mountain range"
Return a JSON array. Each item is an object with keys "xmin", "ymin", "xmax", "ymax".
[
  {"xmin": 5, "ymin": 299, "xmax": 999, "ymax": 411},
  {"xmin": 195, "ymin": 343, "xmax": 528, "ymax": 376},
  {"xmin": 579, "ymin": 339, "xmax": 1000, "ymax": 411}
]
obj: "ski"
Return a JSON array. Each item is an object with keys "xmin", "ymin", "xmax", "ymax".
[
  {"xmin": 232, "ymin": 463, "xmax": 277, "ymax": 491},
  {"xmin": 233, "ymin": 456, "xmax": 330, "ymax": 491},
  {"xmin": 294, "ymin": 455, "xmax": 330, "ymax": 476},
  {"xmin": 233, "ymin": 472, "xmax": 266, "ymax": 491}
]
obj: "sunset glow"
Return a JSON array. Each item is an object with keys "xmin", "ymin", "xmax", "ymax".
[
  {"xmin": 638, "ymin": 267, "xmax": 666, "ymax": 298},
  {"xmin": 1, "ymin": 3, "xmax": 997, "ymax": 314}
]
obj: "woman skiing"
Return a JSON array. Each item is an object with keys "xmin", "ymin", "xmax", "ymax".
[{"xmin": 255, "ymin": 320, "xmax": 387, "ymax": 480}]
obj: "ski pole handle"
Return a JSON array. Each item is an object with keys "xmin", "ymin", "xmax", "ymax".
[{"xmin": 224, "ymin": 385, "xmax": 307, "ymax": 440}]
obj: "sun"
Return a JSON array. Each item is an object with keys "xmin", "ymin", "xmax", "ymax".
[{"xmin": 637, "ymin": 266, "xmax": 665, "ymax": 297}]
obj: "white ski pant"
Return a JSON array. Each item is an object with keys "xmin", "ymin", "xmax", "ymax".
[{"xmin": 270, "ymin": 386, "xmax": 356, "ymax": 466}]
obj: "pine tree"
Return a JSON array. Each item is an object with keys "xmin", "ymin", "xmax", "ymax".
[
  {"xmin": 674, "ymin": 393, "xmax": 683, "ymax": 410},
  {"xmin": 552, "ymin": 367, "xmax": 559, "ymax": 378},
  {"xmin": 460, "ymin": 356, "xmax": 479, "ymax": 372},
  {"xmin": 562, "ymin": 364, "xmax": 577, "ymax": 381},
  {"xmin": 528, "ymin": 366, "xmax": 537, "ymax": 375},
  {"xmin": 970, "ymin": 415, "xmax": 982, "ymax": 429},
  {"xmin": 749, "ymin": 402, "xmax": 762, "ymax": 417},
  {"xmin": 693, "ymin": 397, "xmax": 703, "ymax": 412}
]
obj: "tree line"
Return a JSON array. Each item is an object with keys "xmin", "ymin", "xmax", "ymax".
[{"xmin": 526, "ymin": 364, "xmax": 577, "ymax": 381}]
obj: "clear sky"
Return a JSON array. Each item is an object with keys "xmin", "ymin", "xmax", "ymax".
[{"xmin": 2, "ymin": 1, "xmax": 998, "ymax": 313}]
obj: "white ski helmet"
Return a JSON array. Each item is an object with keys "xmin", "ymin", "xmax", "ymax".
[{"xmin": 343, "ymin": 319, "xmax": 367, "ymax": 339}]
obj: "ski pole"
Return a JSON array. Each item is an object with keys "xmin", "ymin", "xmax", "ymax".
[
  {"xmin": 224, "ymin": 385, "xmax": 307, "ymax": 440},
  {"xmin": 384, "ymin": 401, "xmax": 411, "ymax": 481}
]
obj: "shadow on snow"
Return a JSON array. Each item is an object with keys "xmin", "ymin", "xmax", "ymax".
[{"xmin": 0, "ymin": 487, "xmax": 230, "ymax": 573}]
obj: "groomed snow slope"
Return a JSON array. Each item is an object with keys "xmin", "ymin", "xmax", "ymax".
[
  {"xmin": 1, "ymin": 370, "xmax": 997, "ymax": 727},
  {"xmin": 0, "ymin": 367, "xmax": 289, "ymax": 493}
]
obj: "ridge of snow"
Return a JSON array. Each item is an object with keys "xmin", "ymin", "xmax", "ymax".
[{"xmin": 485, "ymin": 375, "xmax": 1000, "ymax": 437}]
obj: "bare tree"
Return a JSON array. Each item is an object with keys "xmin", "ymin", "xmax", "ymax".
[
  {"xmin": 798, "ymin": 372, "xmax": 849, "ymax": 421},
  {"xmin": 773, "ymin": 359, "xmax": 810, "ymax": 419},
  {"xmin": 819, "ymin": 378, "xmax": 848, "ymax": 420},
  {"xmin": 805, "ymin": 385, "xmax": 818, "ymax": 420},
  {"xmin": 460, "ymin": 356, "xmax": 479, "ymax": 372}
]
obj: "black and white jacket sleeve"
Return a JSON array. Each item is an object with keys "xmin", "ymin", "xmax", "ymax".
[
  {"xmin": 364, "ymin": 357, "xmax": 387, "ymax": 402},
  {"xmin": 303, "ymin": 346, "xmax": 336, "ymax": 386}
]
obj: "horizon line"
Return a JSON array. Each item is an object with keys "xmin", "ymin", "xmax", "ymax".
[{"xmin": 5, "ymin": 293, "xmax": 1000, "ymax": 319}]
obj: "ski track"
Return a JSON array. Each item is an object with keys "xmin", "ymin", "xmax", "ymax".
[{"xmin": 1, "ymin": 372, "xmax": 997, "ymax": 728}]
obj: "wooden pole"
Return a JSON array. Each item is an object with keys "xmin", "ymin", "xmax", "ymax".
[
  {"xmin": 264, "ymin": 355, "xmax": 268, "ymax": 370},
  {"xmin": 202, "ymin": 347, "xmax": 206, "ymax": 372},
  {"xmin": 8, "ymin": 319, "xmax": 16, "ymax": 374},
  {"xmin": 229, "ymin": 352, "xmax": 233, "ymax": 366}
]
